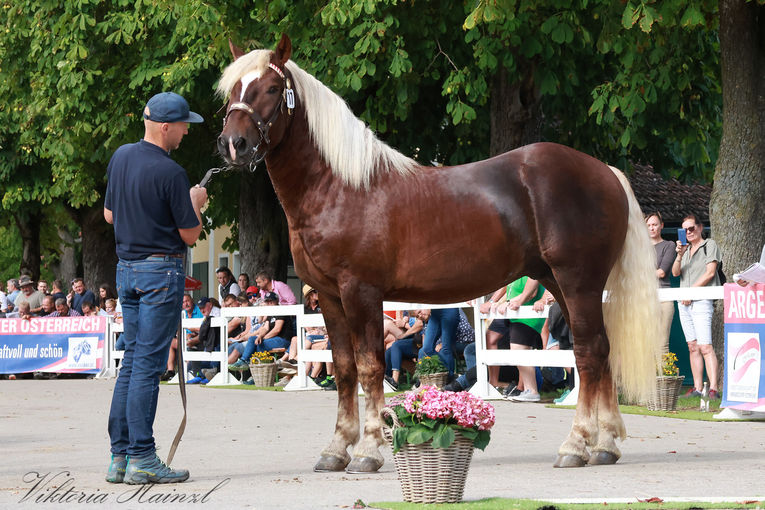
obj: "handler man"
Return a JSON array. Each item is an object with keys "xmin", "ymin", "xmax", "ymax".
[{"xmin": 103, "ymin": 92, "xmax": 207, "ymax": 484}]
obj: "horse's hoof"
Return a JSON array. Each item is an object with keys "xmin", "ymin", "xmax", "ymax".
[
  {"xmin": 553, "ymin": 454, "xmax": 587, "ymax": 468},
  {"xmin": 589, "ymin": 451, "xmax": 619, "ymax": 465},
  {"xmin": 313, "ymin": 454, "xmax": 349, "ymax": 472},
  {"xmin": 344, "ymin": 456, "xmax": 383, "ymax": 473}
]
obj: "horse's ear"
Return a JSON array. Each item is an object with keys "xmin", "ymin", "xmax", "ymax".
[
  {"xmin": 275, "ymin": 33, "xmax": 292, "ymax": 64},
  {"xmin": 229, "ymin": 39, "xmax": 245, "ymax": 60}
]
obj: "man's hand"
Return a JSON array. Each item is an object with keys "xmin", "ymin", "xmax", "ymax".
[{"xmin": 190, "ymin": 185, "xmax": 208, "ymax": 210}]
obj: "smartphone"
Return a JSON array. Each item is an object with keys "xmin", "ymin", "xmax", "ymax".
[{"xmin": 677, "ymin": 228, "xmax": 687, "ymax": 245}]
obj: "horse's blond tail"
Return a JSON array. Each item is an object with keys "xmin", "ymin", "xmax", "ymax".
[{"xmin": 604, "ymin": 166, "xmax": 663, "ymax": 404}]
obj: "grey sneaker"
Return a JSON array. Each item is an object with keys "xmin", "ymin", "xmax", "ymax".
[
  {"xmin": 510, "ymin": 389, "xmax": 541, "ymax": 402},
  {"xmin": 124, "ymin": 454, "xmax": 189, "ymax": 484},
  {"xmin": 105, "ymin": 454, "xmax": 127, "ymax": 483}
]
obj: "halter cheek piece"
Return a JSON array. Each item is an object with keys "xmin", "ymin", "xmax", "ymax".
[{"xmin": 223, "ymin": 62, "xmax": 295, "ymax": 167}]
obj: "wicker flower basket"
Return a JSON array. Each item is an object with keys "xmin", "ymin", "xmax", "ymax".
[
  {"xmin": 419, "ymin": 371, "xmax": 448, "ymax": 389},
  {"xmin": 248, "ymin": 363, "xmax": 277, "ymax": 387},
  {"xmin": 646, "ymin": 375, "xmax": 685, "ymax": 411},
  {"xmin": 382, "ymin": 407, "xmax": 474, "ymax": 504}
]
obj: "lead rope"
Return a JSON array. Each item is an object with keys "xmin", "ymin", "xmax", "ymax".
[{"xmin": 166, "ymin": 255, "xmax": 188, "ymax": 465}]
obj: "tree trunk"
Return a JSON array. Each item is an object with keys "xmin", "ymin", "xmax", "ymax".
[
  {"xmin": 14, "ymin": 208, "xmax": 42, "ymax": 280},
  {"xmin": 78, "ymin": 204, "xmax": 118, "ymax": 291},
  {"xmin": 51, "ymin": 227, "xmax": 77, "ymax": 287},
  {"xmin": 489, "ymin": 64, "xmax": 542, "ymax": 156},
  {"xmin": 709, "ymin": 0, "xmax": 765, "ymax": 373},
  {"xmin": 238, "ymin": 168, "xmax": 290, "ymax": 282}
]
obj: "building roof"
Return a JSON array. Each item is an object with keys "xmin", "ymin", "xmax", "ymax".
[{"xmin": 627, "ymin": 164, "xmax": 711, "ymax": 225}]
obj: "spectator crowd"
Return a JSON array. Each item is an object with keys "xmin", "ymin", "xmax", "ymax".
[{"xmin": 3, "ymin": 216, "xmax": 756, "ymax": 402}]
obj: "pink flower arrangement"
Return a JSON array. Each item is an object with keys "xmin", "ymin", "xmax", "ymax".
[
  {"xmin": 400, "ymin": 385, "xmax": 495, "ymax": 430},
  {"xmin": 386, "ymin": 385, "xmax": 495, "ymax": 452}
]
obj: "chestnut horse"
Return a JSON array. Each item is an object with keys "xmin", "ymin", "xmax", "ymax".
[{"xmin": 216, "ymin": 35, "xmax": 662, "ymax": 472}]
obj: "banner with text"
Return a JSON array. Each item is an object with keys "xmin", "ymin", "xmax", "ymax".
[
  {"xmin": 0, "ymin": 316, "xmax": 106, "ymax": 374},
  {"xmin": 722, "ymin": 282, "xmax": 765, "ymax": 411}
]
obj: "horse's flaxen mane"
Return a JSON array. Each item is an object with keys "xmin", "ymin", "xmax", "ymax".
[{"xmin": 217, "ymin": 49, "xmax": 417, "ymax": 189}]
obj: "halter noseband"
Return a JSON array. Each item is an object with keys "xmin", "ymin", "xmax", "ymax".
[{"xmin": 223, "ymin": 62, "xmax": 295, "ymax": 167}]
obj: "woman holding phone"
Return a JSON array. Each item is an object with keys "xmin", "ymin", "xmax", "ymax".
[
  {"xmin": 672, "ymin": 214, "xmax": 722, "ymax": 399},
  {"xmin": 646, "ymin": 212, "xmax": 676, "ymax": 353}
]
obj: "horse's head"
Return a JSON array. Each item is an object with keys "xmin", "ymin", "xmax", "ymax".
[{"xmin": 217, "ymin": 34, "xmax": 296, "ymax": 168}]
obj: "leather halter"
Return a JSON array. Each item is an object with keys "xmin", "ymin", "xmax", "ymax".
[{"xmin": 222, "ymin": 63, "xmax": 295, "ymax": 166}]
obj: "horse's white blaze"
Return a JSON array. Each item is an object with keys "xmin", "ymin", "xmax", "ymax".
[
  {"xmin": 228, "ymin": 138, "xmax": 237, "ymax": 162},
  {"xmin": 239, "ymin": 71, "xmax": 261, "ymax": 101}
]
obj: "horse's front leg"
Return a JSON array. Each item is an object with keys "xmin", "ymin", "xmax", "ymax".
[
  {"xmin": 313, "ymin": 293, "xmax": 358, "ymax": 472},
  {"xmin": 340, "ymin": 282, "xmax": 386, "ymax": 474}
]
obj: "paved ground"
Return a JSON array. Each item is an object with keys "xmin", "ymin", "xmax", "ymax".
[{"xmin": 2, "ymin": 379, "xmax": 765, "ymax": 509}]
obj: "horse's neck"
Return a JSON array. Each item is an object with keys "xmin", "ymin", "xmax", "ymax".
[{"xmin": 264, "ymin": 116, "xmax": 325, "ymax": 215}]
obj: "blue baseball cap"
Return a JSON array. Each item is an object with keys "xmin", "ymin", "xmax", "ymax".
[{"xmin": 143, "ymin": 92, "xmax": 203, "ymax": 123}]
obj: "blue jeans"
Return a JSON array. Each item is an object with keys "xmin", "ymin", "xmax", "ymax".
[
  {"xmin": 455, "ymin": 342, "xmax": 476, "ymax": 389},
  {"xmin": 108, "ymin": 257, "xmax": 185, "ymax": 458},
  {"xmin": 240, "ymin": 336, "xmax": 291, "ymax": 362},
  {"xmin": 385, "ymin": 338, "xmax": 417, "ymax": 375},
  {"xmin": 419, "ymin": 308, "xmax": 459, "ymax": 375}
]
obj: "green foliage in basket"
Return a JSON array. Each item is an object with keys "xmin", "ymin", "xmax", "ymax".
[
  {"xmin": 385, "ymin": 386, "xmax": 495, "ymax": 453},
  {"xmin": 659, "ymin": 351, "xmax": 679, "ymax": 376},
  {"xmin": 249, "ymin": 351, "xmax": 275, "ymax": 364},
  {"xmin": 413, "ymin": 355, "xmax": 447, "ymax": 377}
]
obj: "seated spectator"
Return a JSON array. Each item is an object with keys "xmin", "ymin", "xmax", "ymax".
[
  {"xmin": 384, "ymin": 310, "xmax": 425, "ymax": 389},
  {"xmin": 37, "ymin": 280, "xmax": 49, "ymax": 295},
  {"xmin": 68, "ymin": 277, "xmax": 96, "ymax": 315},
  {"xmin": 229, "ymin": 292, "xmax": 294, "ymax": 369},
  {"xmin": 255, "ymin": 271, "xmax": 297, "ymax": 305},
  {"xmin": 416, "ymin": 307, "xmax": 474, "ymax": 374},
  {"xmin": 98, "ymin": 283, "xmax": 118, "ymax": 311},
  {"xmin": 383, "ymin": 311, "xmax": 423, "ymax": 350},
  {"xmin": 216, "ymin": 266, "xmax": 241, "ymax": 302},
  {"xmin": 103, "ymin": 299, "xmax": 118, "ymax": 316},
  {"xmin": 15, "ymin": 275, "xmax": 45, "ymax": 315},
  {"xmin": 3, "ymin": 278, "xmax": 20, "ymax": 314},
  {"xmin": 162, "ymin": 294, "xmax": 203, "ymax": 381},
  {"xmin": 187, "ymin": 298, "xmax": 224, "ymax": 384},
  {"xmin": 80, "ymin": 301, "xmax": 100, "ymax": 316},
  {"xmin": 245, "ymin": 285, "xmax": 261, "ymax": 305},
  {"xmin": 238, "ymin": 273, "xmax": 251, "ymax": 293},
  {"xmin": 302, "ymin": 285, "xmax": 334, "ymax": 389},
  {"xmin": 50, "ymin": 279, "xmax": 67, "ymax": 302},
  {"xmin": 444, "ymin": 342, "xmax": 477, "ymax": 392},
  {"xmin": 9, "ymin": 301, "xmax": 33, "ymax": 320},
  {"xmin": 222, "ymin": 293, "xmax": 246, "ymax": 338},
  {"xmin": 49, "ymin": 298, "xmax": 82, "ymax": 317},
  {"xmin": 418, "ymin": 306, "xmax": 460, "ymax": 377},
  {"xmin": 39, "ymin": 295, "xmax": 56, "ymax": 317}
]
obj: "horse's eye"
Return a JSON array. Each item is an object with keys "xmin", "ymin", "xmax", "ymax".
[{"xmin": 268, "ymin": 86, "xmax": 279, "ymax": 94}]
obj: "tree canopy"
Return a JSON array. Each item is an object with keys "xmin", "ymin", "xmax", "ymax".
[{"xmin": 0, "ymin": 0, "xmax": 743, "ymax": 283}]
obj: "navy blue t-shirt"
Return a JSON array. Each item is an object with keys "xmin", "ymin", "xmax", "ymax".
[{"xmin": 105, "ymin": 140, "xmax": 199, "ymax": 260}]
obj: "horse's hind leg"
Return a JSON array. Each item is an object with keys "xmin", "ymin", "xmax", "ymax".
[
  {"xmin": 589, "ymin": 366, "xmax": 625, "ymax": 465},
  {"xmin": 313, "ymin": 293, "xmax": 357, "ymax": 472},
  {"xmin": 553, "ymin": 291, "xmax": 617, "ymax": 468}
]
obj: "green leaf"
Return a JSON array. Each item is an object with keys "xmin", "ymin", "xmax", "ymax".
[
  {"xmin": 619, "ymin": 128, "xmax": 631, "ymax": 147},
  {"xmin": 407, "ymin": 424, "xmax": 434, "ymax": 445},
  {"xmin": 392, "ymin": 427, "xmax": 408, "ymax": 453},
  {"xmin": 621, "ymin": 2, "xmax": 638, "ymax": 29},
  {"xmin": 473, "ymin": 430, "xmax": 491, "ymax": 451},
  {"xmin": 680, "ymin": 6, "xmax": 705, "ymax": 28},
  {"xmin": 431, "ymin": 424, "xmax": 456, "ymax": 449}
]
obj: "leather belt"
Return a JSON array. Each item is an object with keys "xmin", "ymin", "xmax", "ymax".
[{"xmin": 148, "ymin": 253, "xmax": 183, "ymax": 259}]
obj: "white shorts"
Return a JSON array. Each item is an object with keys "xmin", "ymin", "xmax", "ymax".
[{"xmin": 678, "ymin": 299, "xmax": 713, "ymax": 345}]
